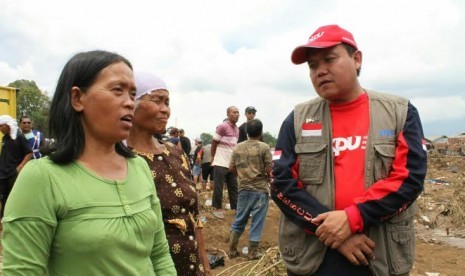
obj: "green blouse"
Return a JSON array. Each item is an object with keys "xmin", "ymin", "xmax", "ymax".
[{"xmin": 2, "ymin": 156, "xmax": 176, "ymax": 275}]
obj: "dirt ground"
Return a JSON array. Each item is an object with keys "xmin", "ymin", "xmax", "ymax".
[{"xmin": 201, "ymin": 155, "xmax": 465, "ymax": 276}]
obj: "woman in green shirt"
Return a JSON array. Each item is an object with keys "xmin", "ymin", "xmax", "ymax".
[{"xmin": 1, "ymin": 50, "xmax": 176, "ymax": 275}]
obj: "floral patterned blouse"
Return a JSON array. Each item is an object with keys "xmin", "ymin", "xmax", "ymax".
[{"xmin": 133, "ymin": 141, "xmax": 205, "ymax": 275}]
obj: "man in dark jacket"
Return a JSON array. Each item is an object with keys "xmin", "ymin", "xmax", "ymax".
[
  {"xmin": 179, "ymin": 129, "xmax": 192, "ymax": 158},
  {"xmin": 0, "ymin": 115, "xmax": 33, "ymax": 218},
  {"xmin": 238, "ymin": 106, "xmax": 256, "ymax": 143},
  {"xmin": 271, "ymin": 25, "xmax": 427, "ymax": 276}
]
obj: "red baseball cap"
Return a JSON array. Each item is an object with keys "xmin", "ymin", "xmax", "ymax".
[{"xmin": 291, "ymin": 24, "xmax": 358, "ymax": 64}]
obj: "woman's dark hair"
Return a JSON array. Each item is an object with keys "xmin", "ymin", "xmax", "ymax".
[
  {"xmin": 246, "ymin": 119, "xmax": 263, "ymax": 138},
  {"xmin": 48, "ymin": 50, "xmax": 135, "ymax": 164}
]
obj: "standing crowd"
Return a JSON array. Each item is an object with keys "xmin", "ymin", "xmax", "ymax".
[{"xmin": 0, "ymin": 24, "xmax": 427, "ymax": 276}]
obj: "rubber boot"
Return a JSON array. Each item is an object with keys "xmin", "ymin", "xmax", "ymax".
[
  {"xmin": 248, "ymin": 241, "xmax": 261, "ymax": 260},
  {"xmin": 229, "ymin": 230, "xmax": 241, "ymax": 258}
]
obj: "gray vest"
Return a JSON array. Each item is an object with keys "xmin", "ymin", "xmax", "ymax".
[{"xmin": 279, "ymin": 91, "xmax": 415, "ymax": 276}]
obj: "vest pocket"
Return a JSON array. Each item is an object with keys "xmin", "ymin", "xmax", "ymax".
[
  {"xmin": 279, "ymin": 217, "xmax": 307, "ymax": 263},
  {"xmin": 373, "ymin": 144, "xmax": 395, "ymax": 181},
  {"xmin": 295, "ymin": 143, "xmax": 327, "ymax": 185},
  {"xmin": 385, "ymin": 206, "xmax": 415, "ymax": 275}
]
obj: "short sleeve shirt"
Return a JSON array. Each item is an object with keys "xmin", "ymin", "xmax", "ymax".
[
  {"xmin": 0, "ymin": 131, "xmax": 32, "ymax": 178},
  {"xmin": 212, "ymin": 121, "xmax": 239, "ymax": 168},
  {"xmin": 230, "ymin": 140, "xmax": 272, "ymax": 193}
]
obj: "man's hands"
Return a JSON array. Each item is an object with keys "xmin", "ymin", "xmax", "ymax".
[
  {"xmin": 338, "ymin": 234, "xmax": 375, "ymax": 266},
  {"xmin": 312, "ymin": 210, "xmax": 352, "ymax": 248},
  {"xmin": 312, "ymin": 210, "xmax": 376, "ymax": 266}
]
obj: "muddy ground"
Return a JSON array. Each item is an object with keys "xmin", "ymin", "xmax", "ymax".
[{"xmin": 201, "ymin": 155, "xmax": 465, "ymax": 276}]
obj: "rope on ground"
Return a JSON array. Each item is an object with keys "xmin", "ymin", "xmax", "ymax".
[
  {"xmin": 216, "ymin": 260, "xmax": 254, "ymax": 276},
  {"xmin": 217, "ymin": 246, "xmax": 287, "ymax": 276},
  {"xmin": 231, "ymin": 261, "xmax": 255, "ymax": 276},
  {"xmin": 216, "ymin": 248, "xmax": 229, "ymax": 260},
  {"xmin": 246, "ymin": 246, "xmax": 282, "ymax": 276},
  {"xmin": 255, "ymin": 260, "xmax": 283, "ymax": 275}
]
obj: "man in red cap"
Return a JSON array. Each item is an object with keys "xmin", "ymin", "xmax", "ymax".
[{"xmin": 271, "ymin": 25, "xmax": 427, "ymax": 275}]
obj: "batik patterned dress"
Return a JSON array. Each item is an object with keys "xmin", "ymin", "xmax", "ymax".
[{"xmin": 133, "ymin": 141, "xmax": 205, "ymax": 275}]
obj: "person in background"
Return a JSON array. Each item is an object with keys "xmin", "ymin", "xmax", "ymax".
[
  {"xmin": 229, "ymin": 119, "xmax": 272, "ymax": 260},
  {"xmin": 1, "ymin": 50, "xmax": 175, "ymax": 275},
  {"xmin": 179, "ymin": 128, "xmax": 192, "ymax": 158},
  {"xmin": 167, "ymin": 127, "xmax": 182, "ymax": 150},
  {"xmin": 19, "ymin": 115, "xmax": 45, "ymax": 159},
  {"xmin": 199, "ymin": 143, "xmax": 214, "ymax": 192},
  {"xmin": 192, "ymin": 138, "xmax": 203, "ymax": 186},
  {"xmin": 126, "ymin": 71, "xmax": 210, "ymax": 276},
  {"xmin": 271, "ymin": 24, "xmax": 427, "ymax": 276},
  {"xmin": 238, "ymin": 106, "xmax": 257, "ymax": 143},
  {"xmin": 210, "ymin": 106, "xmax": 240, "ymax": 219},
  {"xmin": 0, "ymin": 115, "xmax": 32, "ymax": 218}
]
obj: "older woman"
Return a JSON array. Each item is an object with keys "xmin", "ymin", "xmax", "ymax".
[
  {"xmin": 126, "ymin": 71, "xmax": 211, "ymax": 275},
  {"xmin": 1, "ymin": 51, "xmax": 176, "ymax": 275}
]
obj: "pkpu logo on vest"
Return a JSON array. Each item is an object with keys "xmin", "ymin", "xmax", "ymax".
[{"xmin": 332, "ymin": 136, "xmax": 367, "ymax": 156}]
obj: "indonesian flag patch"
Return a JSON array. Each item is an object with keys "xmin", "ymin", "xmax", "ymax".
[
  {"xmin": 272, "ymin": 150, "xmax": 282, "ymax": 160},
  {"xmin": 422, "ymin": 139, "xmax": 427, "ymax": 151},
  {"xmin": 302, "ymin": 123, "xmax": 322, "ymax": 137}
]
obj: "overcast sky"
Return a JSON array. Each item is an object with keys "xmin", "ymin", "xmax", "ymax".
[{"xmin": 1, "ymin": 0, "xmax": 464, "ymax": 139}]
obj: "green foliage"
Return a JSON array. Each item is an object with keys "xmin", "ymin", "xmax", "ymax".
[
  {"xmin": 200, "ymin": 133, "xmax": 213, "ymax": 145},
  {"xmin": 263, "ymin": 131, "xmax": 277, "ymax": 147},
  {"xmin": 8, "ymin": 79, "xmax": 51, "ymax": 136}
]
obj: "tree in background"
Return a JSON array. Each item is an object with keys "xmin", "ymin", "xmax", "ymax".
[
  {"xmin": 8, "ymin": 80, "xmax": 51, "ymax": 136},
  {"xmin": 200, "ymin": 133, "xmax": 213, "ymax": 145},
  {"xmin": 263, "ymin": 131, "xmax": 277, "ymax": 148}
]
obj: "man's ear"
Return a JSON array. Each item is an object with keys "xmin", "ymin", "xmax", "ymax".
[
  {"xmin": 70, "ymin": 86, "xmax": 84, "ymax": 112},
  {"xmin": 354, "ymin": 50, "xmax": 362, "ymax": 72}
]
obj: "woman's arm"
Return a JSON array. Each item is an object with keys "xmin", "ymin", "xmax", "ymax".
[
  {"xmin": 150, "ymin": 196, "xmax": 176, "ymax": 275},
  {"xmin": 196, "ymin": 227, "xmax": 211, "ymax": 275},
  {"xmin": 2, "ymin": 161, "xmax": 57, "ymax": 275}
]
